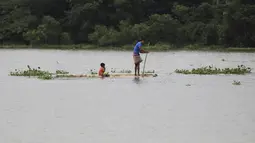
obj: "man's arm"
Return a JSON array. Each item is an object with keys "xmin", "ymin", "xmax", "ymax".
[
  {"xmin": 138, "ymin": 43, "xmax": 149, "ymax": 53},
  {"xmin": 140, "ymin": 48, "xmax": 149, "ymax": 53}
]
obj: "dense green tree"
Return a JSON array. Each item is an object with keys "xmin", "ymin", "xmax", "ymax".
[{"xmin": 0, "ymin": 0, "xmax": 255, "ymax": 47}]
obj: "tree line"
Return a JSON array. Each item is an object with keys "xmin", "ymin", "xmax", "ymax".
[{"xmin": 0, "ymin": 0, "xmax": 255, "ymax": 47}]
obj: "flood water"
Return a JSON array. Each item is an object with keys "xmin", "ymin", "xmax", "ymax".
[{"xmin": 1, "ymin": 49, "xmax": 255, "ymax": 143}]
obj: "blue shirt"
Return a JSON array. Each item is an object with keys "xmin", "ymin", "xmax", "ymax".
[{"xmin": 133, "ymin": 42, "xmax": 142, "ymax": 55}]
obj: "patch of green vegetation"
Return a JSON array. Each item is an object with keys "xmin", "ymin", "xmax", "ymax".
[
  {"xmin": 0, "ymin": 45, "xmax": 29, "ymax": 49},
  {"xmin": 56, "ymin": 70, "xmax": 69, "ymax": 74},
  {"xmin": 232, "ymin": 80, "xmax": 241, "ymax": 85},
  {"xmin": 110, "ymin": 69, "xmax": 132, "ymax": 73},
  {"xmin": 9, "ymin": 65, "xmax": 51, "ymax": 77},
  {"xmin": 175, "ymin": 65, "xmax": 252, "ymax": 75},
  {"xmin": 119, "ymin": 69, "xmax": 132, "ymax": 73},
  {"xmin": 38, "ymin": 73, "xmax": 53, "ymax": 80},
  {"xmin": 9, "ymin": 66, "xmax": 157, "ymax": 80},
  {"xmin": 55, "ymin": 74, "xmax": 77, "ymax": 78},
  {"xmin": 110, "ymin": 69, "xmax": 155, "ymax": 74},
  {"xmin": 89, "ymin": 69, "xmax": 98, "ymax": 74},
  {"xmin": 145, "ymin": 70, "xmax": 155, "ymax": 73},
  {"xmin": 1, "ymin": 44, "xmax": 255, "ymax": 52},
  {"xmin": 226, "ymin": 48, "xmax": 255, "ymax": 52},
  {"xmin": 9, "ymin": 65, "xmax": 53, "ymax": 80}
]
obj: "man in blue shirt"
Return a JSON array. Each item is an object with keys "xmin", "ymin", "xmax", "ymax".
[{"xmin": 133, "ymin": 39, "xmax": 149, "ymax": 76}]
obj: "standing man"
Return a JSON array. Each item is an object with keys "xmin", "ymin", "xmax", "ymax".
[{"xmin": 133, "ymin": 39, "xmax": 149, "ymax": 76}]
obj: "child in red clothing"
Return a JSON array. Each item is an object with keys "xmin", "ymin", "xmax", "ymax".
[{"xmin": 98, "ymin": 63, "xmax": 109, "ymax": 77}]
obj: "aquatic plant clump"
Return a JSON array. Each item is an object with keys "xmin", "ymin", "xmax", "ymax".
[
  {"xmin": 9, "ymin": 65, "xmax": 56, "ymax": 80},
  {"xmin": 110, "ymin": 68, "xmax": 155, "ymax": 74},
  {"xmin": 9, "ymin": 65, "xmax": 159, "ymax": 80},
  {"xmin": 54, "ymin": 73, "xmax": 158, "ymax": 78},
  {"xmin": 10, "ymin": 68, "xmax": 51, "ymax": 77},
  {"xmin": 175, "ymin": 65, "xmax": 252, "ymax": 75},
  {"xmin": 56, "ymin": 70, "xmax": 69, "ymax": 74},
  {"xmin": 55, "ymin": 74, "xmax": 81, "ymax": 78},
  {"xmin": 232, "ymin": 80, "xmax": 241, "ymax": 85},
  {"xmin": 38, "ymin": 73, "xmax": 53, "ymax": 80}
]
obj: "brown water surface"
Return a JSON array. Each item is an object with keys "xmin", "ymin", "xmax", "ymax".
[{"xmin": 0, "ymin": 49, "xmax": 255, "ymax": 143}]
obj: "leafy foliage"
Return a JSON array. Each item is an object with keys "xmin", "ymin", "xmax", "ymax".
[
  {"xmin": 175, "ymin": 65, "xmax": 252, "ymax": 75},
  {"xmin": 0, "ymin": 0, "xmax": 255, "ymax": 47}
]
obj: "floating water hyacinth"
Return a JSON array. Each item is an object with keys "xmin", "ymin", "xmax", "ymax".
[
  {"xmin": 10, "ymin": 66, "xmax": 51, "ymax": 77},
  {"xmin": 90, "ymin": 69, "xmax": 97, "ymax": 74},
  {"xmin": 10, "ymin": 66, "xmax": 158, "ymax": 80},
  {"xmin": 38, "ymin": 73, "xmax": 53, "ymax": 80},
  {"xmin": 9, "ymin": 65, "xmax": 53, "ymax": 80},
  {"xmin": 110, "ymin": 68, "xmax": 154, "ymax": 74},
  {"xmin": 145, "ymin": 70, "xmax": 155, "ymax": 73},
  {"xmin": 56, "ymin": 70, "xmax": 69, "ymax": 74},
  {"xmin": 119, "ymin": 69, "xmax": 132, "ymax": 73},
  {"xmin": 175, "ymin": 65, "xmax": 252, "ymax": 75},
  {"xmin": 232, "ymin": 80, "xmax": 241, "ymax": 85}
]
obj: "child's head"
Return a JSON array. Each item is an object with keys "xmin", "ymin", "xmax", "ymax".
[{"xmin": 100, "ymin": 63, "xmax": 105, "ymax": 67}]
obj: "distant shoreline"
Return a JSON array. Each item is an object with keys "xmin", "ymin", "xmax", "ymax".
[{"xmin": 1, "ymin": 44, "xmax": 255, "ymax": 52}]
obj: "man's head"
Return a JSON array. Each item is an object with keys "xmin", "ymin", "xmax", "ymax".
[
  {"xmin": 100, "ymin": 63, "xmax": 105, "ymax": 67},
  {"xmin": 139, "ymin": 39, "xmax": 144, "ymax": 44}
]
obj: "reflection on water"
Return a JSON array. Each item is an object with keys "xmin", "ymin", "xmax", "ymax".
[{"xmin": 132, "ymin": 77, "xmax": 142, "ymax": 84}]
